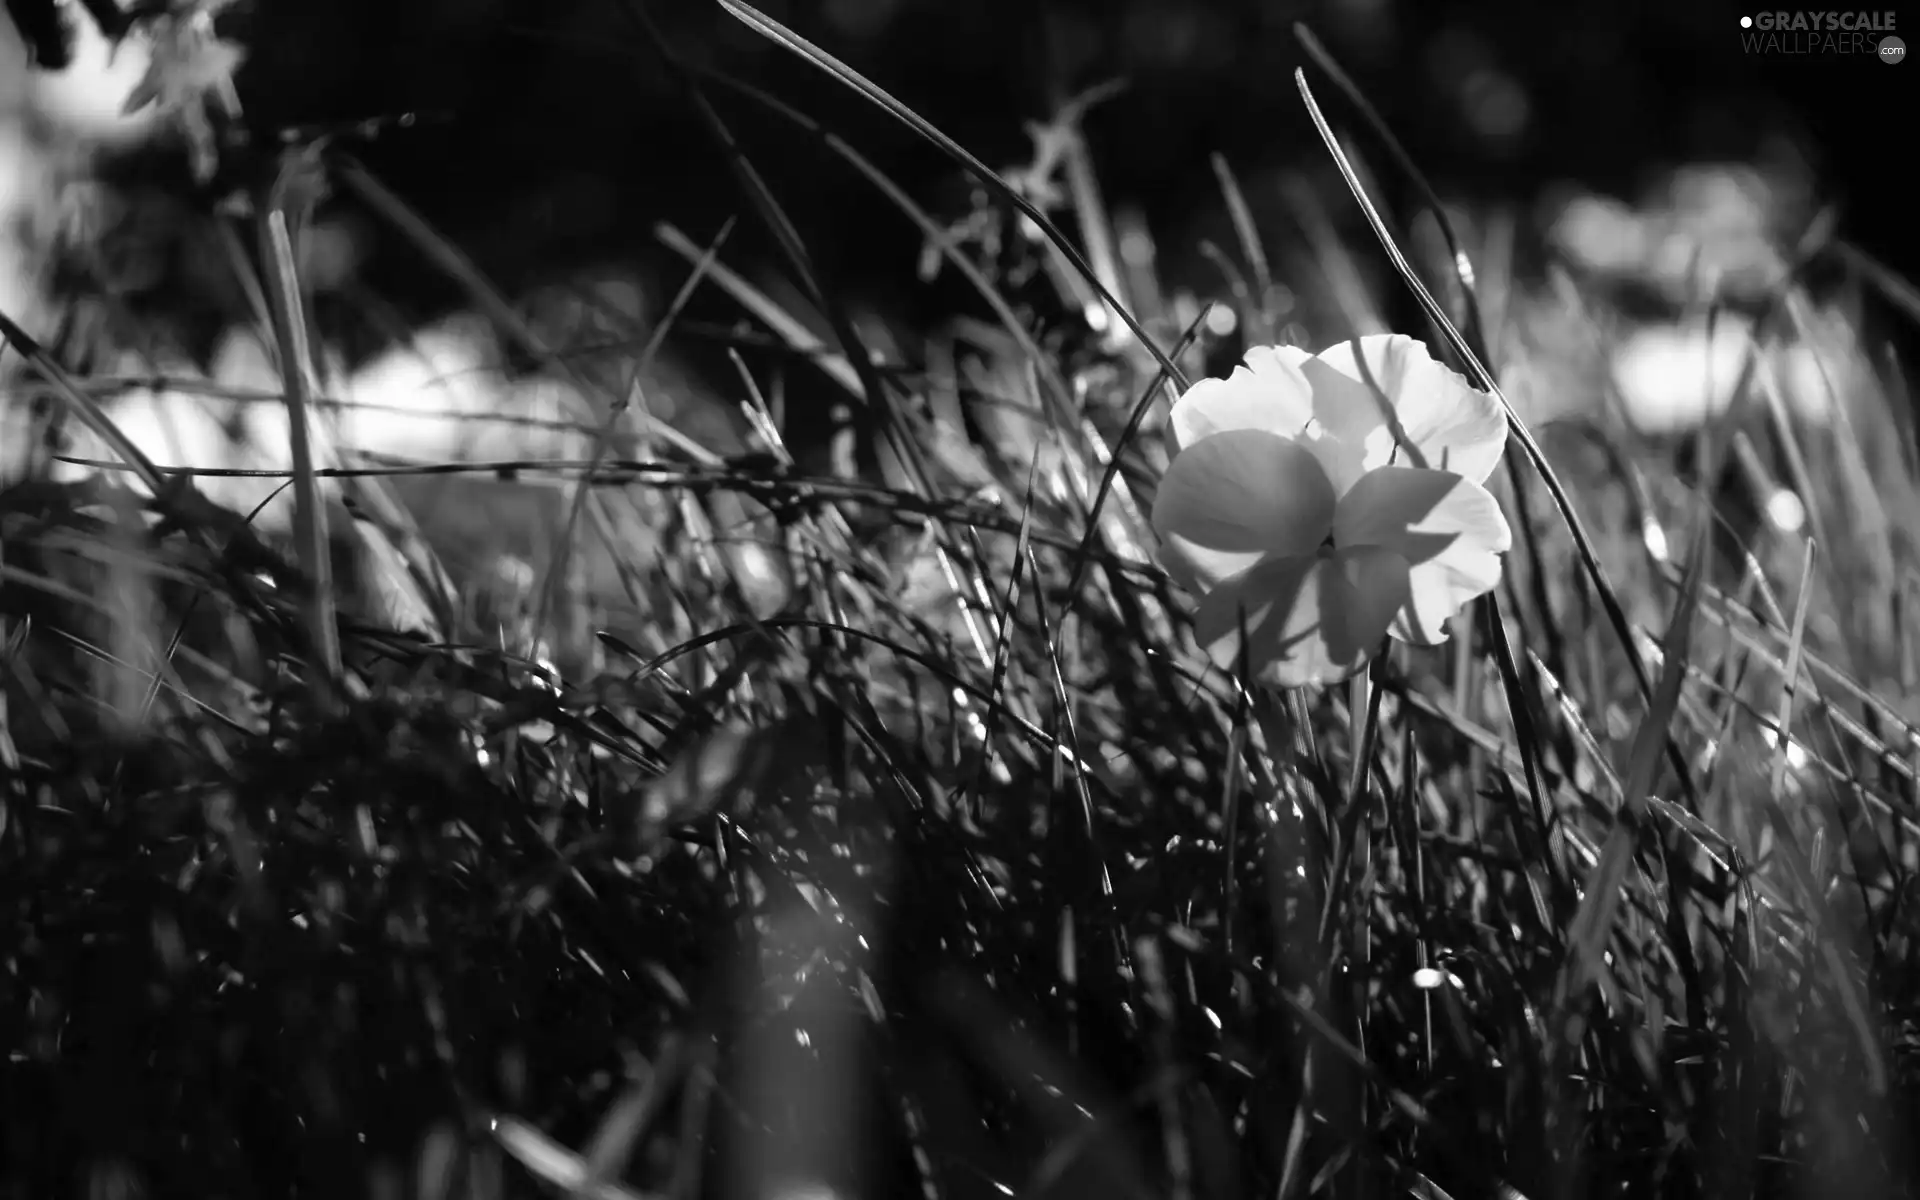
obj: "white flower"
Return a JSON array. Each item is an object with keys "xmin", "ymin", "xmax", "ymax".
[
  {"xmin": 119, "ymin": 1, "xmax": 246, "ymax": 184},
  {"xmin": 1152, "ymin": 334, "xmax": 1513, "ymax": 688}
]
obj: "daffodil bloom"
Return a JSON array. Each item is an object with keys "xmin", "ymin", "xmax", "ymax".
[{"xmin": 1152, "ymin": 334, "xmax": 1513, "ymax": 688}]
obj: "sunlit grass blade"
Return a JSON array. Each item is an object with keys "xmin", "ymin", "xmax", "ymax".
[
  {"xmin": 490, "ymin": 1116, "xmax": 653, "ymax": 1200},
  {"xmin": 1210, "ymin": 154, "xmax": 1278, "ymax": 343},
  {"xmin": 0, "ymin": 310, "xmax": 171, "ymax": 496},
  {"xmin": 1769, "ymin": 537, "xmax": 1817, "ymax": 799},
  {"xmin": 689, "ymin": 65, "xmax": 1082, "ymax": 432},
  {"xmin": 257, "ymin": 146, "xmax": 343, "ymax": 687},
  {"xmin": 1557, "ymin": 478, "xmax": 1709, "ymax": 1006},
  {"xmin": 710, "ymin": 0, "xmax": 1188, "ymax": 390}
]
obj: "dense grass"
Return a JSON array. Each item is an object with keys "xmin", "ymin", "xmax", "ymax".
[{"xmin": 6, "ymin": 6, "xmax": 1920, "ymax": 1198}]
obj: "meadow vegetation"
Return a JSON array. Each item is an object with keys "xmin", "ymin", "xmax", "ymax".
[{"xmin": 3, "ymin": 4, "xmax": 1919, "ymax": 1198}]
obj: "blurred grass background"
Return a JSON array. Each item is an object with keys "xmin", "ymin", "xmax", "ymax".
[{"xmin": 3, "ymin": 1, "xmax": 1920, "ymax": 1198}]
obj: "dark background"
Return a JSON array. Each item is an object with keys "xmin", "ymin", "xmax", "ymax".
[
  {"xmin": 7, "ymin": 0, "xmax": 1910, "ymax": 402},
  {"xmin": 206, "ymin": 0, "xmax": 1911, "ymax": 320}
]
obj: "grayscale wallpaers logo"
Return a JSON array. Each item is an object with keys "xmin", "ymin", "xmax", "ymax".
[{"xmin": 1737, "ymin": 11, "xmax": 1904, "ymax": 61}]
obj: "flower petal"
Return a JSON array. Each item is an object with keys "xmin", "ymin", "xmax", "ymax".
[
  {"xmin": 1168, "ymin": 345, "xmax": 1316, "ymax": 452},
  {"xmin": 1310, "ymin": 334, "xmax": 1509, "ymax": 485},
  {"xmin": 1332, "ymin": 466, "xmax": 1512, "ymax": 645},
  {"xmin": 1199, "ymin": 343, "xmax": 1375, "ymax": 500},
  {"xmin": 1194, "ymin": 545, "xmax": 1410, "ymax": 688},
  {"xmin": 1151, "ymin": 431, "xmax": 1336, "ymax": 592}
]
